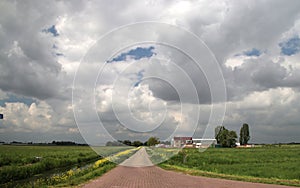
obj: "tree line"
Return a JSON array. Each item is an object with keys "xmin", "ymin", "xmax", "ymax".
[
  {"xmin": 106, "ymin": 124, "xmax": 250, "ymax": 148},
  {"xmin": 106, "ymin": 137, "xmax": 164, "ymax": 147},
  {"xmin": 1, "ymin": 141, "xmax": 88, "ymax": 146},
  {"xmin": 215, "ymin": 123, "xmax": 250, "ymax": 147}
]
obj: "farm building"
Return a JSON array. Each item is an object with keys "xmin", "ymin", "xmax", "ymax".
[
  {"xmin": 172, "ymin": 137, "xmax": 193, "ymax": 148},
  {"xmin": 192, "ymin": 138, "xmax": 217, "ymax": 148},
  {"xmin": 172, "ymin": 137, "xmax": 216, "ymax": 148}
]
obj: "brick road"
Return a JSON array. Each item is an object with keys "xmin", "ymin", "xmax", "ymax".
[{"xmin": 82, "ymin": 148, "xmax": 294, "ymax": 188}]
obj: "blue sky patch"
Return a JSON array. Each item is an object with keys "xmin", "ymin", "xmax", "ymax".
[
  {"xmin": 243, "ymin": 48, "xmax": 261, "ymax": 56},
  {"xmin": 279, "ymin": 36, "xmax": 300, "ymax": 56},
  {"xmin": 107, "ymin": 46, "xmax": 155, "ymax": 63},
  {"xmin": 0, "ymin": 94, "xmax": 36, "ymax": 107},
  {"xmin": 43, "ymin": 25, "xmax": 59, "ymax": 37},
  {"xmin": 234, "ymin": 48, "xmax": 262, "ymax": 57},
  {"xmin": 134, "ymin": 70, "xmax": 145, "ymax": 87},
  {"xmin": 55, "ymin": 53, "xmax": 64, "ymax": 56}
]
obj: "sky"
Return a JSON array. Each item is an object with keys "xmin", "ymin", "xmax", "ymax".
[{"xmin": 0, "ymin": 0, "xmax": 300, "ymax": 145}]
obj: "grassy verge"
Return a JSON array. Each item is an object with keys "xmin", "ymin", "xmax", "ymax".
[
  {"xmin": 159, "ymin": 146, "xmax": 300, "ymax": 187},
  {"xmin": 145, "ymin": 147, "xmax": 179, "ymax": 164},
  {"xmin": 47, "ymin": 162, "xmax": 116, "ymax": 187},
  {"xmin": 5, "ymin": 160, "xmax": 116, "ymax": 188},
  {"xmin": 160, "ymin": 164, "xmax": 300, "ymax": 187}
]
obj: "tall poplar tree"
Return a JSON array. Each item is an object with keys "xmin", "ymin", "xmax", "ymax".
[{"xmin": 239, "ymin": 123, "xmax": 250, "ymax": 145}]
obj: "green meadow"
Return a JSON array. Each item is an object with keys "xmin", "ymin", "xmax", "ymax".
[
  {"xmin": 1, "ymin": 144, "xmax": 299, "ymax": 187},
  {"xmin": 160, "ymin": 145, "xmax": 300, "ymax": 187},
  {"xmin": 0, "ymin": 145, "xmax": 135, "ymax": 187}
]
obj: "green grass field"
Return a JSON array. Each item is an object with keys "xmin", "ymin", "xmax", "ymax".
[
  {"xmin": 0, "ymin": 145, "xmax": 135, "ymax": 187},
  {"xmin": 160, "ymin": 145, "xmax": 300, "ymax": 186},
  {"xmin": 2, "ymin": 145, "xmax": 299, "ymax": 187}
]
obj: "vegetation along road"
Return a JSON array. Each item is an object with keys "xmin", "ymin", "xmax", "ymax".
[
  {"xmin": 1, "ymin": 145, "xmax": 299, "ymax": 187},
  {"xmin": 82, "ymin": 147, "xmax": 297, "ymax": 188}
]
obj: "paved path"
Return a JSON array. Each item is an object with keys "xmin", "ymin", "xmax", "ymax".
[
  {"xmin": 82, "ymin": 148, "xmax": 294, "ymax": 188},
  {"xmin": 120, "ymin": 147, "xmax": 153, "ymax": 167}
]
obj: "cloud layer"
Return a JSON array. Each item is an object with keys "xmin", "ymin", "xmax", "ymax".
[{"xmin": 0, "ymin": 0, "xmax": 300, "ymax": 144}]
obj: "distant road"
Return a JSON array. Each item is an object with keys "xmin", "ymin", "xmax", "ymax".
[
  {"xmin": 120, "ymin": 147, "xmax": 153, "ymax": 167},
  {"xmin": 82, "ymin": 148, "xmax": 294, "ymax": 188}
]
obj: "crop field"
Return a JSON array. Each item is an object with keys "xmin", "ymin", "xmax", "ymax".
[
  {"xmin": 0, "ymin": 145, "xmax": 136, "ymax": 187},
  {"xmin": 160, "ymin": 145, "xmax": 300, "ymax": 186}
]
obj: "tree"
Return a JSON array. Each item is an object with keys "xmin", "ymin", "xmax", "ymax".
[
  {"xmin": 147, "ymin": 137, "xmax": 160, "ymax": 146},
  {"xmin": 132, "ymin": 140, "xmax": 143, "ymax": 147},
  {"xmin": 227, "ymin": 130, "xmax": 238, "ymax": 147},
  {"xmin": 160, "ymin": 141, "xmax": 171, "ymax": 145},
  {"xmin": 215, "ymin": 126, "xmax": 225, "ymax": 144},
  {"xmin": 240, "ymin": 123, "xmax": 250, "ymax": 145},
  {"xmin": 217, "ymin": 126, "xmax": 237, "ymax": 147},
  {"xmin": 106, "ymin": 141, "xmax": 123, "ymax": 146},
  {"xmin": 143, "ymin": 141, "xmax": 148, "ymax": 146},
  {"xmin": 122, "ymin": 140, "xmax": 132, "ymax": 146}
]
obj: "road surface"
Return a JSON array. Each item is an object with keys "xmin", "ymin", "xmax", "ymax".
[
  {"xmin": 82, "ymin": 148, "xmax": 294, "ymax": 188},
  {"xmin": 120, "ymin": 147, "xmax": 153, "ymax": 167}
]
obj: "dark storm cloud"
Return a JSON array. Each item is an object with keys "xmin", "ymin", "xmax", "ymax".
[{"xmin": 0, "ymin": 53, "xmax": 62, "ymax": 100}]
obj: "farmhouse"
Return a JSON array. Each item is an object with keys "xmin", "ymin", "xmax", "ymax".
[{"xmin": 172, "ymin": 137, "xmax": 193, "ymax": 148}]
